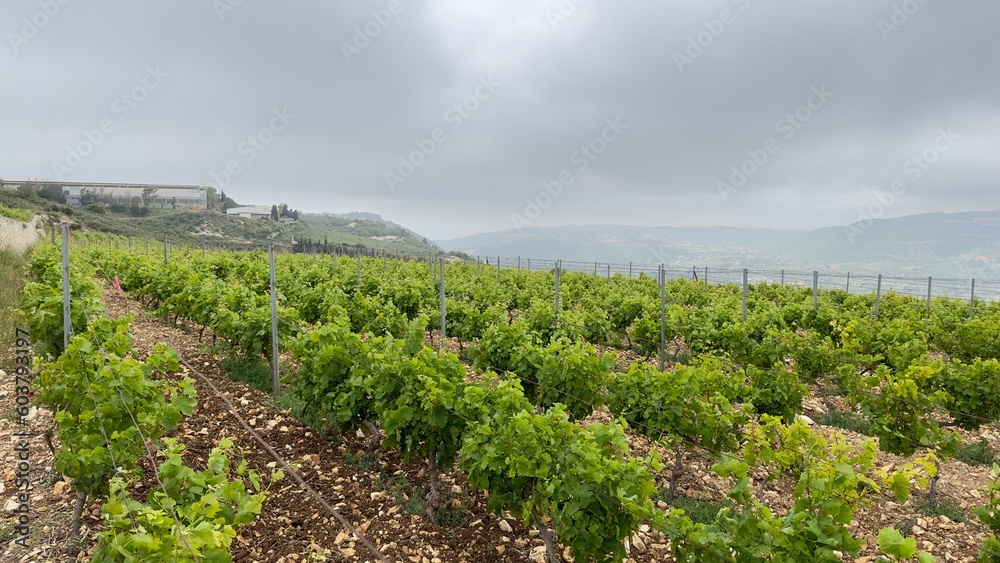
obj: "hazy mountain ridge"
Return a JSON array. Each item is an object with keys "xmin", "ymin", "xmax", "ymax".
[
  {"xmin": 437, "ymin": 210, "xmax": 1000, "ymax": 278},
  {"xmin": 316, "ymin": 211, "xmax": 405, "ymax": 230}
]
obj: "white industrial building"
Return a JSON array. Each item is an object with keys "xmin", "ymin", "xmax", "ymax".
[
  {"xmin": 226, "ymin": 206, "xmax": 272, "ymax": 219},
  {"xmin": 0, "ymin": 180, "xmax": 209, "ymax": 209}
]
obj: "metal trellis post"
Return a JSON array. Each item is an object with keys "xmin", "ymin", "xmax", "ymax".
[
  {"xmin": 742, "ymin": 268, "xmax": 748, "ymax": 322},
  {"xmin": 61, "ymin": 223, "xmax": 71, "ymax": 350},
  {"xmin": 269, "ymin": 245, "xmax": 280, "ymax": 395},
  {"xmin": 874, "ymin": 274, "xmax": 883, "ymax": 321},
  {"xmin": 813, "ymin": 271, "xmax": 819, "ymax": 311}
]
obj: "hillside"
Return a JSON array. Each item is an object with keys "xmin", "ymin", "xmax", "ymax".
[
  {"xmin": 437, "ymin": 224, "xmax": 791, "ymax": 265},
  {"xmin": 7, "ymin": 182, "xmax": 999, "ymax": 278},
  {"xmin": 0, "ymin": 187, "xmax": 440, "ymax": 257},
  {"xmin": 438, "ymin": 210, "xmax": 1000, "ymax": 278},
  {"xmin": 294, "ymin": 213, "xmax": 439, "ymax": 256},
  {"xmin": 0, "ymin": 214, "xmax": 45, "ymax": 253},
  {"xmin": 760, "ymin": 210, "xmax": 1000, "ymax": 277}
]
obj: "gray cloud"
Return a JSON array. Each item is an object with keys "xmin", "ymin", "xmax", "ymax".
[{"xmin": 1, "ymin": 0, "xmax": 997, "ymax": 239}]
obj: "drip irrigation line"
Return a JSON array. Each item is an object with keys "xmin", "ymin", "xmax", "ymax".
[
  {"xmin": 172, "ymin": 354, "xmax": 390, "ymax": 563},
  {"xmin": 83, "ymin": 258, "xmax": 388, "ymax": 560}
]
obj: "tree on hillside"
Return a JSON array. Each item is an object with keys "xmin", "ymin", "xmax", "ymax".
[
  {"xmin": 80, "ymin": 188, "xmax": 98, "ymax": 206},
  {"xmin": 219, "ymin": 191, "xmax": 238, "ymax": 210},
  {"xmin": 141, "ymin": 187, "xmax": 158, "ymax": 208},
  {"xmin": 205, "ymin": 186, "xmax": 220, "ymax": 210},
  {"xmin": 128, "ymin": 197, "xmax": 149, "ymax": 217},
  {"xmin": 271, "ymin": 205, "xmax": 279, "ymax": 221},
  {"xmin": 37, "ymin": 184, "xmax": 67, "ymax": 204}
]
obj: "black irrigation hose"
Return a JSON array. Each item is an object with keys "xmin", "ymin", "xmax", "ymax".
[
  {"xmin": 57, "ymin": 260, "xmax": 372, "ymax": 559},
  {"xmin": 171, "ymin": 353, "xmax": 390, "ymax": 563}
]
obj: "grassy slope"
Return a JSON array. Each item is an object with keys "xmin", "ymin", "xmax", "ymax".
[
  {"xmin": 0, "ymin": 188, "xmax": 440, "ymax": 256},
  {"xmin": 0, "ymin": 249, "xmax": 27, "ymax": 372},
  {"xmin": 73, "ymin": 207, "xmax": 287, "ymax": 247},
  {"xmin": 293, "ymin": 214, "xmax": 440, "ymax": 257},
  {"xmin": 0, "ymin": 189, "xmax": 73, "ymax": 219},
  {"xmin": 74, "ymin": 210, "xmax": 441, "ymax": 255}
]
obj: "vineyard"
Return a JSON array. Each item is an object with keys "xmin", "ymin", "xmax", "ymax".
[{"xmin": 11, "ymin": 233, "xmax": 1000, "ymax": 562}]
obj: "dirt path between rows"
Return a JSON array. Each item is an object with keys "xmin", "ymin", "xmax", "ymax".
[{"xmin": 96, "ymin": 288, "xmax": 555, "ymax": 563}]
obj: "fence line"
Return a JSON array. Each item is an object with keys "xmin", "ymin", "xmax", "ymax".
[
  {"xmin": 79, "ymin": 232, "xmax": 1000, "ymax": 303},
  {"xmin": 483, "ymin": 256, "xmax": 999, "ymax": 302}
]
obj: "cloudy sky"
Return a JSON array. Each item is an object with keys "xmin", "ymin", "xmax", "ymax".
[{"xmin": 2, "ymin": 1, "xmax": 997, "ymax": 240}]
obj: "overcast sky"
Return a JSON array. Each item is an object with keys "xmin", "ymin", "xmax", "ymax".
[{"xmin": 2, "ymin": 1, "xmax": 997, "ymax": 240}]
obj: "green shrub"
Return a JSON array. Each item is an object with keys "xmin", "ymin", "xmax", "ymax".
[
  {"xmin": 957, "ymin": 439, "xmax": 997, "ymax": 467},
  {"xmin": 819, "ymin": 410, "xmax": 874, "ymax": 436},
  {"xmin": 748, "ymin": 363, "xmax": 806, "ymax": 423},
  {"xmin": 220, "ymin": 354, "xmax": 273, "ymax": 394},
  {"xmin": 92, "ymin": 438, "xmax": 280, "ymax": 562},
  {"xmin": 913, "ymin": 497, "xmax": 967, "ymax": 523},
  {"xmin": 0, "ymin": 204, "xmax": 32, "ymax": 222}
]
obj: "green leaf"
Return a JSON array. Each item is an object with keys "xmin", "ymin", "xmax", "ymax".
[{"xmin": 878, "ymin": 527, "xmax": 916, "ymax": 558}]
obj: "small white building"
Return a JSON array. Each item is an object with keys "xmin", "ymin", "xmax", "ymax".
[{"xmin": 226, "ymin": 206, "xmax": 272, "ymax": 220}]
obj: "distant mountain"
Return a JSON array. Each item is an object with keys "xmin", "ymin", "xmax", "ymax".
[
  {"xmin": 437, "ymin": 224, "xmax": 794, "ymax": 265},
  {"xmin": 438, "ymin": 210, "xmax": 1000, "ymax": 279},
  {"xmin": 317, "ymin": 211, "xmax": 406, "ymax": 230},
  {"xmin": 296, "ymin": 213, "xmax": 439, "ymax": 254},
  {"xmin": 763, "ymin": 210, "xmax": 1000, "ymax": 262}
]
